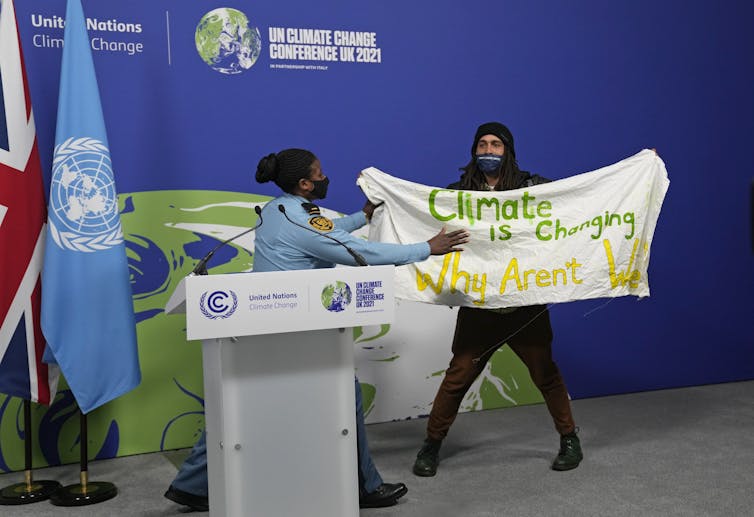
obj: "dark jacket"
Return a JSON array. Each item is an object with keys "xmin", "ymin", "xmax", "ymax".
[
  {"xmin": 448, "ymin": 168, "xmax": 550, "ymax": 314},
  {"xmin": 447, "ymin": 169, "xmax": 550, "ymax": 191}
]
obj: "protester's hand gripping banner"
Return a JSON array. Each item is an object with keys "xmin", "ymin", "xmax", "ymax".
[{"xmin": 357, "ymin": 149, "xmax": 669, "ymax": 308}]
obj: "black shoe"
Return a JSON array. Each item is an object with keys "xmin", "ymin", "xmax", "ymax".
[
  {"xmin": 551, "ymin": 430, "xmax": 583, "ymax": 471},
  {"xmin": 359, "ymin": 482, "xmax": 408, "ymax": 508},
  {"xmin": 412, "ymin": 439, "xmax": 441, "ymax": 477},
  {"xmin": 164, "ymin": 485, "xmax": 209, "ymax": 512}
]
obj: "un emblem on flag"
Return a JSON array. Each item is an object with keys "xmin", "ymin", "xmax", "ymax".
[
  {"xmin": 200, "ymin": 290, "xmax": 239, "ymax": 319},
  {"xmin": 48, "ymin": 137, "xmax": 124, "ymax": 252}
]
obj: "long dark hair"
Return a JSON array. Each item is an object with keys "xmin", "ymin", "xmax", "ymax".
[{"xmin": 457, "ymin": 151, "xmax": 521, "ymax": 191}]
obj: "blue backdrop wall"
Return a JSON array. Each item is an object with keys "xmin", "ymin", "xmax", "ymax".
[{"xmin": 13, "ymin": 0, "xmax": 754, "ymax": 404}]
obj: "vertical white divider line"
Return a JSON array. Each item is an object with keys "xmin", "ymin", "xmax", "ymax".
[{"xmin": 165, "ymin": 11, "xmax": 172, "ymax": 65}]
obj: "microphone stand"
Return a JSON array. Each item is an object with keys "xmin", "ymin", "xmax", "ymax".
[{"xmin": 193, "ymin": 205, "xmax": 263, "ymax": 275}]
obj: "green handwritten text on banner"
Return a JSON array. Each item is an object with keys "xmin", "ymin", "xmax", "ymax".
[{"xmin": 357, "ymin": 149, "xmax": 669, "ymax": 308}]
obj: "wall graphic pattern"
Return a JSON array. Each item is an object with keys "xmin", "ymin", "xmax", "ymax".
[{"xmin": 0, "ymin": 191, "xmax": 542, "ymax": 472}]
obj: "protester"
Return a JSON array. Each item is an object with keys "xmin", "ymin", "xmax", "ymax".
[{"xmin": 412, "ymin": 122, "xmax": 583, "ymax": 478}]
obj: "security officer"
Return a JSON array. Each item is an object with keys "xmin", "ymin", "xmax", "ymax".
[{"xmin": 165, "ymin": 148, "xmax": 469, "ymax": 511}]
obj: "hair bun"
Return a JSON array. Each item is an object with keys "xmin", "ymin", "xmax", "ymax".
[{"xmin": 255, "ymin": 153, "xmax": 278, "ymax": 183}]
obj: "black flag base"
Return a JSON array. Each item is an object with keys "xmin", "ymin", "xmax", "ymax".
[
  {"xmin": 49, "ymin": 473, "xmax": 117, "ymax": 507},
  {"xmin": 0, "ymin": 400, "xmax": 62, "ymax": 505},
  {"xmin": 0, "ymin": 472, "xmax": 61, "ymax": 505},
  {"xmin": 49, "ymin": 410, "xmax": 117, "ymax": 506}
]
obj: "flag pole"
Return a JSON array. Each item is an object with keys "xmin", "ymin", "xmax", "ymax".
[
  {"xmin": 0, "ymin": 400, "xmax": 61, "ymax": 505},
  {"xmin": 49, "ymin": 407, "xmax": 117, "ymax": 506}
]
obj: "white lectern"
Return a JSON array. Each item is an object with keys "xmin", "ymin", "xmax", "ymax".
[{"xmin": 166, "ymin": 266, "xmax": 395, "ymax": 517}]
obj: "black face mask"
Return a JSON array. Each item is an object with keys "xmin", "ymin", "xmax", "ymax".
[{"xmin": 311, "ymin": 176, "xmax": 329, "ymax": 199}]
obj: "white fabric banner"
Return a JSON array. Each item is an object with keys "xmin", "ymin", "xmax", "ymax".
[{"xmin": 357, "ymin": 149, "xmax": 669, "ymax": 308}]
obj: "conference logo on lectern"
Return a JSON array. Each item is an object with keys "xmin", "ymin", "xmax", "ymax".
[
  {"xmin": 321, "ymin": 281, "xmax": 352, "ymax": 312},
  {"xmin": 195, "ymin": 8, "xmax": 262, "ymax": 74},
  {"xmin": 47, "ymin": 137, "xmax": 124, "ymax": 252},
  {"xmin": 199, "ymin": 289, "xmax": 238, "ymax": 319}
]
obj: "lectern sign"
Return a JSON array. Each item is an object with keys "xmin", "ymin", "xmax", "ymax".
[{"xmin": 185, "ymin": 265, "xmax": 395, "ymax": 340}]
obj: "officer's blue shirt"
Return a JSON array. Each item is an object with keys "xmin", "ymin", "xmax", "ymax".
[{"xmin": 253, "ymin": 193, "xmax": 430, "ymax": 272}]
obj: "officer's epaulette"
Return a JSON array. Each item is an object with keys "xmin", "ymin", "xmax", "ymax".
[
  {"xmin": 303, "ymin": 202, "xmax": 334, "ymax": 231},
  {"xmin": 301, "ymin": 202, "xmax": 321, "ymax": 215}
]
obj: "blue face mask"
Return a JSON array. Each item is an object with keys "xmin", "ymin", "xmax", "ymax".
[{"xmin": 475, "ymin": 153, "xmax": 502, "ymax": 174}]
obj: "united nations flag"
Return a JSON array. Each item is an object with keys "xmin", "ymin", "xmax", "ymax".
[{"xmin": 41, "ymin": 0, "xmax": 141, "ymax": 414}]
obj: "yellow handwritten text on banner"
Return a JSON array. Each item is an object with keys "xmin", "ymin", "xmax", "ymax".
[{"xmin": 357, "ymin": 149, "xmax": 669, "ymax": 308}]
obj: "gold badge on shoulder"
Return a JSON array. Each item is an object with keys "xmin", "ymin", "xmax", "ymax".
[{"xmin": 308, "ymin": 216, "xmax": 334, "ymax": 232}]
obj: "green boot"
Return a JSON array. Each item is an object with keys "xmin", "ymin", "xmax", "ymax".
[
  {"xmin": 551, "ymin": 430, "xmax": 583, "ymax": 471},
  {"xmin": 413, "ymin": 439, "xmax": 441, "ymax": 477}
]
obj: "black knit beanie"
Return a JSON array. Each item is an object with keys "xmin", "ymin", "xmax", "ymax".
[
  {"xmin": 471, "ymin": 122, "xmax": 515, "ymax": 157},
  {"xmin": 256, "ymin": 148, "xmax": 316, "ymax": 192}
]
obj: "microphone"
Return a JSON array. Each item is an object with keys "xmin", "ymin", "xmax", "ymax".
[
  {"xmin": 192, "ymin": 205, "xmax": 263, "ymax": 275},
  {"xmin": 277, "ymin": 204, "xmax": 368, "ymax": 266}
]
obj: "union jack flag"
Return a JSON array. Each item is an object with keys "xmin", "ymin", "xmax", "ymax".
[{"xmin": 0, "ymin": 0, "xmax": 58, "ymax": 404}]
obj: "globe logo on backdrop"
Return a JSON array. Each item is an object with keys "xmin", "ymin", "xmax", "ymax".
[
  {"xmin": 321, "ymin": 281, "xmax": 352, "ymax": 313},
  {"xmin": 195, "ymin": 8, "xmax": 262, "ymax": 74},
  {"xmin": 200, "ymin": 290, "xmax": 238, "ymax": 319},
  {"xmin": 48, "ymin": 137, "xmax": 124, "ymax": 252}
]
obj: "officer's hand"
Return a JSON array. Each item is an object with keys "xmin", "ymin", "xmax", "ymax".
[
  {"xmin": 427, "ymin": 227, "xmax": 470, "ymax": 255},
  {"xmin": 362, "ymin": 200, "xmax": 383, "ymax": 221}
]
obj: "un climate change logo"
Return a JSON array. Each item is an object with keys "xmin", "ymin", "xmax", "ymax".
[
  {"xmin": 321, "ymin": 281, "xmax": 352, "ymax": 313},
  {"xmin": 48, "ymin": 137, "xmax": 123, "ymax": 252},
  {"xmin": 195, "ymin": 8, "xmax": 262, "ymax": 74},
  {"xmin": 200, "ymin": 290, "xmax": 238, "ymax": 319}
]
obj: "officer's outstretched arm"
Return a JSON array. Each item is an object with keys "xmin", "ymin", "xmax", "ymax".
[{"xmin": 427, "ymin": 227, "xmax": 470, "ymax": 255}]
